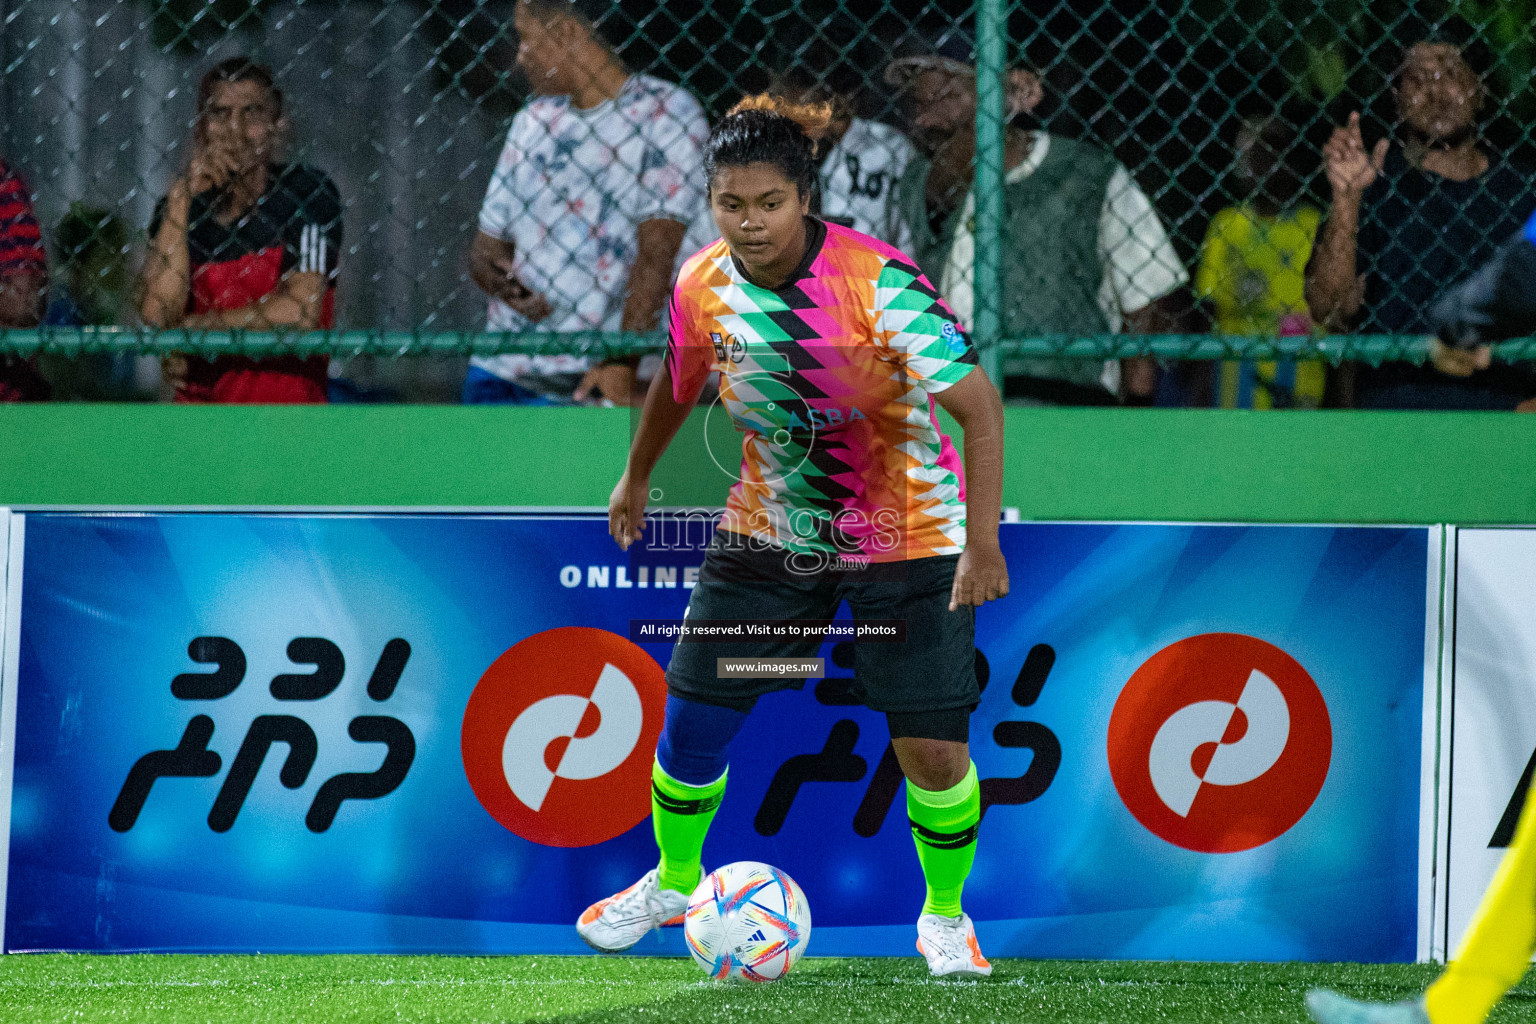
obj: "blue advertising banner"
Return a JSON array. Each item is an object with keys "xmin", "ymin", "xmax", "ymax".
[{"xmin": 3, "ymin": 515, "xmax": 1428, "ymax": 960}]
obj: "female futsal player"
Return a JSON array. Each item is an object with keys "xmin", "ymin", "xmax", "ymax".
[{"xmin": 575, "ymin": 95, "xmax": 1009, "ymax": 977}]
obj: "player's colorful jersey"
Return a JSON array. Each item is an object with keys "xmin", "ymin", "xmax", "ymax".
[{"xmin": 667, "ymin": 219, "xmax": 977, "ymax": 561}]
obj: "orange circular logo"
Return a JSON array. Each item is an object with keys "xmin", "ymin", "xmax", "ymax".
[
  {"xmin": 461, "ymin": 627, "xmax": 667, "ymax": 848},
  {"xmin": 1107, "ymin": 633, "xmax": 1331, "ymax": 853}
]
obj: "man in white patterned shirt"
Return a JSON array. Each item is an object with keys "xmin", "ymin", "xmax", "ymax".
[{"xmin": 467, "ymin": 0, "xmax": 708, "ymax": 405}]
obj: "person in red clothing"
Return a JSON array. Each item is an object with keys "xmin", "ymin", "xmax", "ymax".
[
  {"xmin": 0, "ymin": 156, "xmax": 51, "ymax": 401},
  {"xmin": 141, "ymin": 58, "xmax": 342, "ymax": 403}
]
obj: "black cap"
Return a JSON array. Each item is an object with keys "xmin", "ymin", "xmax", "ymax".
[{"xmin": 884, "ymin": 25, "xmax": 977, "ymax": 87}]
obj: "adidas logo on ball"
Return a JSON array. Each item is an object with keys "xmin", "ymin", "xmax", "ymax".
[{"xmin": 686, "ymin": 861, "xmax": 812, "ymax": 982}]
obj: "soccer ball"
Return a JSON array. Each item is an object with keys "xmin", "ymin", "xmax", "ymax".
[{"xmin": 684, "ymin": 861, "xmax": 812, "ymax": 981}]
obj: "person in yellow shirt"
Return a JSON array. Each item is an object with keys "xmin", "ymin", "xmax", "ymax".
[{"xmin": 1195, "ymin": 115, "xmax": 1326, "ymax": 409}]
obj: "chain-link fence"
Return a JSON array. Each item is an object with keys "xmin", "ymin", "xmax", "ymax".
[{"xmin": 1, "ymin": 0, "xmax": 1534, "ymax": 405}]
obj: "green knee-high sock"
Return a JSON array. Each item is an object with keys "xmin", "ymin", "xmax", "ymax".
[
  {"xmin": 907, "ymin": 762, "xmax": 981, "ymax": 918},
  {"xmin": 652, "ymin": 759, "xmax": 726, "ymax": 895}
]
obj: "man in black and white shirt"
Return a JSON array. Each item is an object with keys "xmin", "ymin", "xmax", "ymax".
[{"xmin": 772, "ymin": 64, "xmax": 916, "ymax": 252}]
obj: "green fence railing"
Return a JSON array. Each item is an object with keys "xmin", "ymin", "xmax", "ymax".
[
  {"xmin": 3, "ymin": 329, "xmax": 1535, "ymax": 369},
  {"xmin": 1, "ymin": 0, "xmax": 1533, "ymax": 399}
]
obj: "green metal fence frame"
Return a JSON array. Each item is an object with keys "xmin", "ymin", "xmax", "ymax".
[
  {"xmin": 4, "ymin": 404, "xmax": 1535, "ymax": 521},
  {"xmin": 974, "ymin": 0, "xmax": 1006, "ymax": 382},
  {"xmin": 3, "ymin": 327, "xmax": 1535, "ymax": 367},
  {"xmin": 1, "ymin": 0, "xmax": 1531, "ymax": 367}
]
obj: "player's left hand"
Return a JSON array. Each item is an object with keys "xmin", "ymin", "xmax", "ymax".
[
  {"xmin": 950, "ymin": 542, "xmax": 1010, "ymax": 611},
  {"xmin": 608, "ymin": 470, "xmax": 649, "ymax": 550}
]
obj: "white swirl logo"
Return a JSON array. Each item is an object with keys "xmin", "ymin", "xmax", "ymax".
[
  {"xmin": 501, "ymin": 662, "xmax": 643, "ymax": 813},
  {"xmin": 704, "ymin": 372, "xmax": 815, "ymax": 488},
  {"xmin": 1148, "ymin": 669, "xmax": 1290, "ymax": 817},
  {"xmin": 462, "ymin": 628, "xmax": 666, "ymax": 848},
  {"xmin": 1107, "ymin": 633, "xmax": 1332, "ymax": 853}
]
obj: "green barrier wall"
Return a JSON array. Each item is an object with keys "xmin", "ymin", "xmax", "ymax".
[{"xmin": 0, "ymin": 407, "xmax": 1531, "ymax": 523}]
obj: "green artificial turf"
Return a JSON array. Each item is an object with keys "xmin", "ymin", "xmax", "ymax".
[{"xmin": 5, "ymin": 955, "xmax": 1533, "ymax": 1024}]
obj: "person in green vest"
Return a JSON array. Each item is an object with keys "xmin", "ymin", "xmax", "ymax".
[{"xmin": 886, "ymin": 30, "xmax": 1190, "ymax": 406}]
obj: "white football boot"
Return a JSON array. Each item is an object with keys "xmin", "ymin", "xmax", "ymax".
[
  {"xmin": 916, "ymin": 912, "xmax": 993, "ymax": 977},
  {"xmin": 576, "ymin": 867, "xmax": 694, "ymax": 953},
  {"xmin": 1306, "ymin": 990, "xmax": 1431, "ymax": 1024}
]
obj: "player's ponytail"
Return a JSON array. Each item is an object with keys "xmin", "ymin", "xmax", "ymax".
[
  {"xmin": 726, "ymin": 94, "xmax": 833, "ymax": 143},
  {"xmin": 703, "ymin": 93, "xmax": 834, "ymax": 200}
]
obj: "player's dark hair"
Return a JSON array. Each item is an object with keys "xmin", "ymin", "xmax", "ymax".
[
  {"xmin": 704, "ymin": 94, "xmax": 833, "ymax": 199},
  {"xmin": 197, "ymin": 57, "xmax": 283, "ymax": 118}
]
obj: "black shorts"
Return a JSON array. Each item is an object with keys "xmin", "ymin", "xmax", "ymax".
[{"xmin": 665, "ymin": 533, "xmax": 979, "ymax": 718}]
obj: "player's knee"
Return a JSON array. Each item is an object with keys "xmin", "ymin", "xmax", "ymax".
[{"xmin": 891, "ymin": 736, "xmax": 970, "ymax": 792}]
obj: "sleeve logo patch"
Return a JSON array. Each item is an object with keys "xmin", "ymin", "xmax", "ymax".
[{"xmin": 941, "ymin": 321, "xmax": 967, "ymax": 356}]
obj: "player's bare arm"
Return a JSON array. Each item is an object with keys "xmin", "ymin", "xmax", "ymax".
[
  {"xmin": 140, "ymin": 181, "xmax": 195, "ymax": 328},
  {"xmin": 933, "ymin": 366, "xmax": 1009, "ymax": 611},
  {"xmin": 1120, "ymin": 293, "xmax": 1186, "ymax": 402},
  {"xmin": 181, "ymin": 270, "xmax": 328, "ymax": 330},
  {"xmin": 1305, "ymin": 112, "xmax": 1386, "ymax": 329},
  {"xmin": 577, "ymin": 217, "xmax": 688, "ymax": 406},
  {"xmin": 610, "ymin": 358, "xmax": 705, "ymax": 549}
]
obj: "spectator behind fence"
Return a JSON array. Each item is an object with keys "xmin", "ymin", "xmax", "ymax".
[
  {"xmin": 140, "ymin": 58, "xmax": 343, "ymax": 404},
  {"xmin": 466, "ymin": 0, "xmax": 707, "ymax": 407},
  {"xmin": 0, "ymin": 155, "xmax": 51, "ymax": 401},
  {"xmin": 888, "ymin": 31, "xmax": 1189, "ymax": 406},
  {"xmin": 772, "ymin": 59, "xmax": 915, "ymax": 252},
  {"xmin": 1195, "ymin": 114, "xmax": 1325, "ymax": 409},
  {"xmin": 1433, "ymin": 209, "xmax": 1536, "ymax": 355},
  {"xmin": 43, "ymin": 203, "xmax": 157, "ymax": 401},
  {"xmin": 48, "ymin": 204, "xmax": 134, "ymax": 329},
  {"xmin": 1305, "ymin": 22, "xmax": 1536, "ymax": 410}
]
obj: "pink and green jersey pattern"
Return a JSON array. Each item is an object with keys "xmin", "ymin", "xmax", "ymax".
[{"xmin": 667, "ymin": 221, "xmax": 977, "ymax": 562}]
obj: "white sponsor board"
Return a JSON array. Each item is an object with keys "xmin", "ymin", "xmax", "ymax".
[
  {"xmin": 1442, "ymin": 527, "xmax": 1536, "ymax": 959},
  {"xmin": 1421, "ymin": 526, "xmax": 1452, "ymax": 963}
]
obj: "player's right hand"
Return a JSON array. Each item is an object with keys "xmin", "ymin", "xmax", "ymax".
[
  {"xmin": 1324, "ymin": 112, "xmax": 1388, "ymax": 200},
  {"xmin": 609, "ymin": 471, "xmax": 649, "ymax": 550},
  {"xmin": 949, "ymin": 541, "xmax": 1010, "ymax": 612}
]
